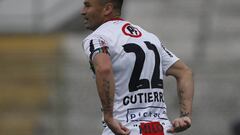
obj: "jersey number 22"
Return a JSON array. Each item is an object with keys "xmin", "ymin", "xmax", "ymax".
[{"xmin": 123, "ymin": 41, "xmax": 163, "ymax": 92}]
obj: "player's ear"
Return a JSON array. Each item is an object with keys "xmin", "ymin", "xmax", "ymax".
[{"xmin": 103, "ymin": 3, "xmax": 113, "ymax": 16}]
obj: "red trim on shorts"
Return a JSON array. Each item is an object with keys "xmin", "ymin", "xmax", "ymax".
[{"xmin": 140, "ymin": 122, "xmax": 164, "ymax": 135}]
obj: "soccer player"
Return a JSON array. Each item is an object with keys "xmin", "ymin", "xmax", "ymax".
[{"xmin": 81, "ymin": 0, "xmax": 194, "ymax": 134}]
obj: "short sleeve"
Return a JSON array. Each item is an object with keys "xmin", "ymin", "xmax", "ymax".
[
  {"xmin": 82, "ymin": 36, "xmax": 110, "ymax": 61},
  {"xmin": 161, "ymin": 44, "xmax": 180, "ymax": 75}
]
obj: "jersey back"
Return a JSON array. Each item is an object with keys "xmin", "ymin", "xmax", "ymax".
[{"xmin": 83, "ymin": 19, "xmax": 179, "ymax": 134}]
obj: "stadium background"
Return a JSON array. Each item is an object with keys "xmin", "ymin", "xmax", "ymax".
[{"xmin": 0, "ymin": 0, "xmax": 239, "ymax": 135}]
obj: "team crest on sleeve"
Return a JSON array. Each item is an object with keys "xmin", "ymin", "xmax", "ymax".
[{"xmin": 122, "ymin": 23, "xmax": 142, "ymax": 38}]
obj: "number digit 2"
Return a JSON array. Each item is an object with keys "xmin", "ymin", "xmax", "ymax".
[
  {"xmin": 145, "ymin": 41, "xmax": 163, "ymax": 89},
  {"xmin": 123, "ymin": 42, "xmax": 163, "ymax": 92},
  {"xmin": 123, "ymin": 43, "xmax": 150, "ymax": 92}
]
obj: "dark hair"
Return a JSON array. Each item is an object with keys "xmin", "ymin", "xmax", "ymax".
[{"xmin": 101, "ymin": 0, "xmax": 123, "ymax": 13}]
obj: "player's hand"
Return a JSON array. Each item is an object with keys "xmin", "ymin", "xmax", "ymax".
[
  {"xmin": 104, "ymin": 118, "xmax": 130, "ymax": 135},
  {"xmin": 167, "ymin": 116, "xmax": 191, "ymax": 133}
]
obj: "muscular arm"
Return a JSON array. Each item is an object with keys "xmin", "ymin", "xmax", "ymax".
[
  {"xmin": 92, "ymin": 53, "xmax": 115, "ymax": 119},
  {"xmin": 166, "ymin": 60, "xmax": 194, "ymax": 133},
  {"xmin": 92, "ymin": 53, "xmax": 130, "ymax": 135}
]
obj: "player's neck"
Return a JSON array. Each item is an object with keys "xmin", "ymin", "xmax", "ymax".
[
  {"xmin": 104, "ymin": 15, "xmax": 124, "ymax": 22},
  {"xmin": 109, "ymin": 17, "xmax": 124, "ymax": 21},
  {"xmin": 103, "ymin": 11, "xmax": 123, "ymax": 22}
]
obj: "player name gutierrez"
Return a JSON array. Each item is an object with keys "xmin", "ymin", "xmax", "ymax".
[{"xmin": 123, "ymin": 91, "xmax": 165, "ymax": 106}]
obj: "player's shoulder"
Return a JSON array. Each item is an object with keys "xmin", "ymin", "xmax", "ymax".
[
  {"xmin": 83, "ymin": 19, "xmax": 129, "ymax": 46},
  {"xmin": 125, "ymin": 22, "xmax": 161, "ymax": 42},
  {"xmin": 137, "ymin": 26, "xmax": 162, "ymax": 45}
]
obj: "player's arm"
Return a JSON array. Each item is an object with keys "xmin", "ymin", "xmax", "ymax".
[
  {"xmin": 166, "ymin": 60, "xmax": 194, "ymax": 133},
  {"xmin": 93, "ymin": 52, "xmax": 115, "ymax": 119},
  {"xmin": 92, "ymin": 52, "xmax": 130, "ymax": 135}
]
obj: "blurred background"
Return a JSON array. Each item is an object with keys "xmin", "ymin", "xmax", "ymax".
[{"xmin": 0, "ymin": 0, "xmax": 239, "ymax": 135}]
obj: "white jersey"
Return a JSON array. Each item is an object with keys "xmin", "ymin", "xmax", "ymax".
[{"xmin": 82, "ymin": 19, "xmax": 179, "ymax": 135}]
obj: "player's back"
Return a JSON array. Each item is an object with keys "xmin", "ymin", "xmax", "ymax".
[{"xmin": 83, "ymin": 19, "xmax": 178, "ymax": 135}]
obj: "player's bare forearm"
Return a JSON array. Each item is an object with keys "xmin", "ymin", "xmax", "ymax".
[
  {"xmin": 176, "ymin": 68, "xmax": 194, "ymax": 118},
  {"xmin": 168, "ymin": 69, "xmax": 193, "ymax": 133},
  {"xmin": 93, "ymin": 53, "xmax": 115, "ymax": 119},
  {"xmin": 93, "ymin": 53, "xmax": 130, "ymax": 135},
  {"xmin": 166, "ymin": 60, "xmax": 194, "ymax": 118},
  {"xmin": 96, "ymin": 76, "xmax": 115, "ymax": 118},
  {"xmin": 166, "ymin": 60, "xmax": 194, "ymax": 133}
]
